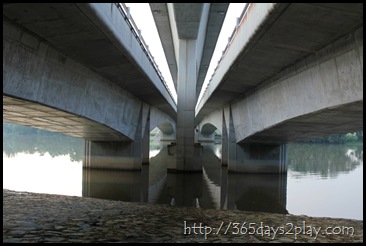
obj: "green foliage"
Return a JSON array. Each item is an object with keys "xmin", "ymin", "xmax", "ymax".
[
  {"xmin": 296, "ymin": 131, "xmax": 363, "ymax": 144},
  {"xmin": 345, "ymin": 133, "xmax": 358, "ymax": 142},
  {"xmin": 214, "ymin": 130, "xmax": 221, "ymax": 137},
  {"xmin": 3, "ymin": 123, "xmax": 84, "ymax": 162}
]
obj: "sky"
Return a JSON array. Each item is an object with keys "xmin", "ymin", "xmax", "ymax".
[{"xmin": 124, "ymin": 3, "xmax": 247, "ymax": 104}]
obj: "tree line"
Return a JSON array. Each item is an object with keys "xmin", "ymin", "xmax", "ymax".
[
  {"xmin": 3, "ymin": 123, "xmax": 84, "ymax": 162},
  {"xmin": 295, "ymin": 131, "xmax": 363, "ymax": 144}
]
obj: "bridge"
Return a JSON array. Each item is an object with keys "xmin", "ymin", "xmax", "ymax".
[
  {"xmin": 3, "ymin": 3, "xmax": 177, "ymax": 170},
  {"xmin": 3, "ymin": 3, "xmax": 363, "ymax": 173}
]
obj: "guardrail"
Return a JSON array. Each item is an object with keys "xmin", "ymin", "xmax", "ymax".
[
  {"xmin": 197, "ymin": 3, "xmax": 251, "ymax": 108},
  {"xmin": 115, "ymin": 3, "xmax": 176, "ymax": 104}
]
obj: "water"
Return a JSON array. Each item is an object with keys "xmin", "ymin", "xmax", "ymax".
[{"xmin": 3, "ymin": 123, "xmax": 363, "ymax": 220}]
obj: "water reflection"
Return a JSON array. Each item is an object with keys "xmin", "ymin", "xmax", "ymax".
[
  {"xmin": 225, "ymin": 172, "xmax": 288, "ymax": 214},
  {"xmin": 3, "ymin": 123, "xmax": 83, "ymax": 161},
  {"xmin": 82, "ymin": 144, "xmax": 288, "ymax": 215},
  {"xmin": 82, "ymin": 168, "xmax": 148, "ymax": 202},
  {"xmin": 3, "ymin": 123, "xmax": 363, "ymax": 220},
  {"xmin": 287, "ymin": 143, "xmax": 363, "ymax": 178}
]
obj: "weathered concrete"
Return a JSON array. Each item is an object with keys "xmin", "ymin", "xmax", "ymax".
[
  {"xmin": 198, "ymin": 109, "xmax": 222, "ymax": 143},
  {"xmin": 172, "ymin": 39, "xmax": 203, "ymax": 172},
  {"xmin": 217, "ymin": 30, "xmax": 366, "ymax": 172},
  {"xmin": 3, "ymin": 20, "xmax": 136, "ymax": 141},
  {"xmin": 231, "ymin": 27, "xmax": 363, "ymax": 144},
  {"xmin": 159, "ymin": 3, "xmax": 229, "ymax": 172},
  {"xmin": 3, "ymin": 3, "xmax": 363, "ymax": 173},
  {"xmin": 3, "ymin": 3, "xmax": 176, "ymax": 118},
  {"xmin": 3, "ymin": 16, "xmax": 176, "ymax": 170},
  {"xmin": 150, "ymin": 3, "xmax": 229, "ymax": 95},
  {"xmin": 84, "ymin": 104, "xmax": 147, "ymax": 170},
  {"xmin": 196, "ymin": 3, "xmax": 363, "ymax": 122},
  {"xmin": 3, "ymin": 19, "xmax": 176, "ymax": 141},
  {"xmin": 3, "ymin": 3, "xmax": 180, "ymax": 171},
  {"xmin": 196, "ymin": 8, "xmax": 363, "ymax": 173},
  {"xmin": 3, "ymin": 96, "xmax": 129, "ymax": 141},
  {"xmin": 225, "ymin": 106, "xmax": 288, "ymax": 173}
]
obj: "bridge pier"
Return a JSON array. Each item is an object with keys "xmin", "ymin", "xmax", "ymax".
[
  {"xmin": 171, "ymin": 39, "xmax": 203, "ymax": 172},
  {"xmin": 84, "ymin": 140, "xmax": 143, "ymax": 170},
  {"xmin": 221, "ymin": 107, "xmax": 288, "ymax": 173},
  {"xmin": 83, "ymin": 104, "xmax": 151, "ymax": 170},
  {"xmin": 226, "ymin": 143, "xmax": 288, "ymax": 173}
]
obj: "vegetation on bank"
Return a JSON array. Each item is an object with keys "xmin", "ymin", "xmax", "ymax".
[
  {"xmin": 3, "ymin": 123, "xmax": 363, "ymax": 163},
  {"xmin": 3, "ymin": 123, "xmax": 84, "ymax": 162},
  {"xmin": 295, "ymin": 131, "xmax": 363, "ymax": 144}
]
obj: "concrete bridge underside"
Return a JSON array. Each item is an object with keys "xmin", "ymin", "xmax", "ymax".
[
  {"xmin": 196, "ymin": 3, "xmax": 363, "ymax": 173},
  {"xmin": 200, "ymin": 27, "xmax": 363, "ymax": 144},
  {"xmin": 198, "ymin": 27, "xmax": 363, "ymax": 173},
  {"xmin": 3, "ymin": 4, "xmax": 176, "ymax": 170},
  {"xmin": 3, "ymin": 3, "xmax": 364, "ymax": 174},
  {"xmin": 3, "ymin": 3, "xmax": 176, "ymax": 118}
]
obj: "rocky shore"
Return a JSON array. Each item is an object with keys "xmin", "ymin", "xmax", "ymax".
[{"xmin": 3, "ymin": 189, "xmax": 363, "ymax": 243}]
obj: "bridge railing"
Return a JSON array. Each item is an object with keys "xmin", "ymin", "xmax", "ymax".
[
  {"xmin": 197, "ymin": 3, "xmax": 250, "ymax": 109},
  {"xmin": 115, "ymin": 3, "xmax": 176, "ymax": 105}
]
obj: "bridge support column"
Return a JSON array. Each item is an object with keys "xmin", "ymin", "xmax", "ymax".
[
  {"xmin": 221, "ymin": 109, "xmax": 229, "ymax": 166},
  {"xmin": 225, "ymin": 107, "xmax": 288, "ymax": 173},
  {"xmin": 142, "ymin": 107, "xmax": 150, "ymax": 164},
  {"xmin": 84, "ymin": 140, "xmax": 142, "ymax": 170},
  {"xmin": 169, "ymin": 39, "xmax": 202, "ymax": 172},
  {"xmin": 83, "ymin": 103, "xmax": 150, "ymax": 170},
  {"xmin": 228, "ymin": 143, "xmax": 288, "ymax": 173}
]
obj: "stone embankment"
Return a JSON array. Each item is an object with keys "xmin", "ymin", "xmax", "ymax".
[{"xmin": 3, "ymin": 189, "xmax": 363, "ymax": 243}]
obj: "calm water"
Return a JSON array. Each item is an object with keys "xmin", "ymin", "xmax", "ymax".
[{"xmin": 3, "ymin": 124, "xmax": 363, "ymax": 220}]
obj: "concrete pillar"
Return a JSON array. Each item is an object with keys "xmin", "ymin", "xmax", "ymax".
[
  {"xmin": 221, "ymin": 110, "xmax": 228, "ymax": 166},
  {"xmin": 227, "ymin": 107, "xmax": 288, "ymax": 173},
  {"xmin": 142, "ymin": 107, "xmax": 150, "ymax": 164},
  {"xmin": 168, "ymin": 39, "xmax": 202, "ymax": 172},
  {"xmin": 83, "ymin": 104, "xmax": 150, "ymax": 170},
  {"xmin": 230, "ymin": 143, "xmax": 288, "ymax": 173},
  {"xmin": 83, "ymin": 140, "xmax": 141, "ymax": 170},
  {"xmin": 227, "ymin": 107, "xmax": 237, "ymax": 170}
]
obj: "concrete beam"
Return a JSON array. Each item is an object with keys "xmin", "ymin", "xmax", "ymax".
[
  {"xmin": 84, "ymin": 104, "xmax": 149, "ymax": 170},
  {"xmin": 232, "ymin": 27, "xmax": 363, "ymax": 144},
  {"xmin": 151, "ymin": 3, "xmax": 229, "ymax": 98},
  {"xmin": 196, "ymin": 3, "xmax": 363, "ymax": 123},
  {"xmin": 150, "ymin": 3, "xmax": 178, "ymax": 88},
  {"xmin": 3, "ymin": 3, "xmax": 177, "ymax": 120},
  {"xmin": 3, "ymin": 19, "xmax": 176, "ymax": 144},
  {"xmin": 197, "ymin": 27, "xmax": 363, "ymax": 146}
]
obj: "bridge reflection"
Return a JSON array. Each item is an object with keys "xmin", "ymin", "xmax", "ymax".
[{"xmin": 82, "ymin": 143, "xmax": 288, "ymax": 214}]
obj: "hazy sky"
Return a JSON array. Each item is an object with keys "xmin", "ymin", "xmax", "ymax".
[{"xmin": 124, "ymin": 3, "xmax": 247, "ymax": 104}]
